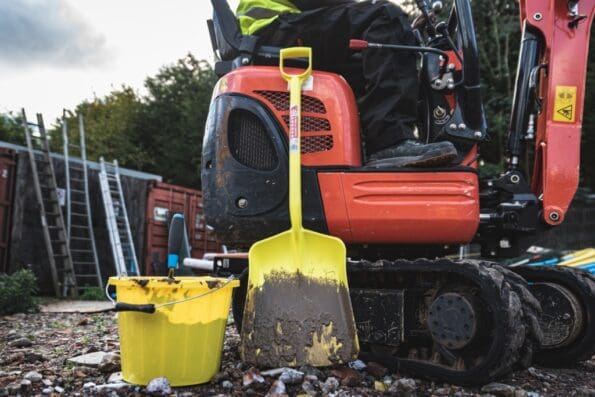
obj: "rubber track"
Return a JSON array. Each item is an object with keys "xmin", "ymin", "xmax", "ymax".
[
  {"xmin": 479, "ymin": 261, "xmax": 543, "ymax": 368},
  {"xmin": 510, "ymin": 265, "xmax": 595, "ymax": 367},
  {"xmin": 348, "ymin": 258, "xmax": 532, "ymax": 385}
]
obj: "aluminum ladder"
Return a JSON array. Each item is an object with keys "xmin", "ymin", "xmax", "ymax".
[
  {"xmin": 99, "ymin": 158, "xmax": 139, "ymax": 276},
  {"xmin": 21, "ymin": 109, "xmax": 77, "ymax": 297},
  {"xmin": 63, "ymin": 112, "xmax": 103, "ymax": 292}
]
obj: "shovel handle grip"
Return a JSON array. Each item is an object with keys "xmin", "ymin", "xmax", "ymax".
[
  {"xmin": 280, "ymin": 47, "xmax": 312, "ymax": 81},
  {"xmin": 114, "ymin": 303, "xmax": 156, "ymax": 314}
]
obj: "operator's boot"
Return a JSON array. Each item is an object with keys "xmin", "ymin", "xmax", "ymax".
[{"xmin": 366, "ymin": 139, "xmax": 457, "ymax": 168}]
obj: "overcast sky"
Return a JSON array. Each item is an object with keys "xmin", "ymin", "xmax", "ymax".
[{"xmin": 0, "ymin": 0, "xmax": 239, "ymax": 124}]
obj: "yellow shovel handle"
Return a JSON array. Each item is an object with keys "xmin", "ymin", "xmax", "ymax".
[{"xmin": 279, "ymin": 47, "xmax": 312, "ymax": 231}]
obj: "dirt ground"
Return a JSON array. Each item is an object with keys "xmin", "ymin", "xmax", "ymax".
[{"xmin": 0, "ymin": 310, "xmax": 594, "ymax": 396}]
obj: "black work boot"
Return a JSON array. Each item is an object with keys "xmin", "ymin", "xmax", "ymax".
[{"xmin": 366, "ymin": 140, "xmax": 458, "ymax": 168}]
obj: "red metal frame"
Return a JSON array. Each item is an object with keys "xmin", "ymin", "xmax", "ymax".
[
  {"xmin": 318, "ymin": 171, "xmax": 480, "ymax": 244},
  {"xmin": 144, "ymin": 182, "xmax": 220, "ymax": 275},
  {"xmin": 520, "ymin": 0, "xmax": 594, "ymax": 225}
]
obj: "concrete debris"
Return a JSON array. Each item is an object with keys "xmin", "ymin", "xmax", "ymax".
[
  {"xmin": 321, "ymin": 376, "xmax": 339, "ymax": 394},
  {"xmin": 146, "ymin": 377, "xmax": 171, "ymax": 395},
  {"xmin": 389, "ymin": 378, "xmax": 417, "ymax": 397},
  {"xmin": 107, "ymin": 371, "xmax": 123, "ymax": 383},
  {"xmin": 348, "ymin": 359, "xmax": 367, "ymax": 370},
  {"xmin": 23, "ymin": 370, "xmax": 42, "ymax": 382},
  {"xmin": 82, "ymin": 382, "xmax": 96, "ymax": 389},
  {"xmin": 98, "ymin": 352, "xmax": 121, "ymax": 373},
  {"xmin": 221, "ymin": 380, "xmax": 234, "ymax": 390},
  {"xmin": 1, "ymin": 311, "xmax": 594, "ymax": 395},
  {"xmin": 266, "ymin": 380, "xmax": 287, "ymax": 396},
  {"xmin": 243, "ymin": 367, "xmax": 265, "ymax": 386},
  {"xmin": 279, "ymin": 368, "xmax": 304, "ymax": 385},
  {"xmin": 301, "ymin": 380, "xmax": 318, "ymax": 396},
  {"xmin": 261, "ymin": 367, "xmax": 287, "ymax": 377},
  {"xmin": 67, "ymin": 351, "xmax": 109, "ymax": 367}
]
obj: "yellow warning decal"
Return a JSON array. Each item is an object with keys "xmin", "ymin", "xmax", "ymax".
[{"xmin": 553, "ymin": 85, "xmax": 577, "ymax": 123}]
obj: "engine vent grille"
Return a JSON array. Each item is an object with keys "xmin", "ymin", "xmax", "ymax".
[
  {"xmin": 281, "ymin": 115, "xmax": 331, "ymax": 132},
  {"xmin": 228, "ymin": 109, "xmax": 278, "ymax": 170},
  {"xmin": 302, "ymin": 135, "xmax": 334, "ymax": 153},
  {"xmin": 254, "ymin": 90, "xmax": 327, "ymax": 114}
]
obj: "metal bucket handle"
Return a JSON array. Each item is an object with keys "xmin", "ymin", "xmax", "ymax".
[{"xmin": 105, "ymin": 276, "xmax": 236, "ymax": 314}]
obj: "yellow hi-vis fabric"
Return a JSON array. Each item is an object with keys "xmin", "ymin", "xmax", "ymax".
[{"xmin": 237, "ymin": 0, "xmax": 300, "ymax": 35}]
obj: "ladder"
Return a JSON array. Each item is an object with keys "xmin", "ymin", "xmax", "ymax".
[
  {"xmin": 63, "ymin": 112, "xmax": 103, "ymax": 292},
  {"xmin": 21, "ymin": 109, "xmax": 77, "ymax": 297},
  {"xmin": 99, "ymin": 157, "xmax": 139, "ymax": 276}
]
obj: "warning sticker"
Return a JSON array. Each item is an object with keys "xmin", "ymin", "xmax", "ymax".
[{"xmin": 553, "ymin": 85, "xmax": 577, "ymax": 123}]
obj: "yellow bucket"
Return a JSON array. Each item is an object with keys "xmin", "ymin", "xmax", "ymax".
[{"xmin": 108, "ymin": 276, "xmax": 239, "ymax": 386}]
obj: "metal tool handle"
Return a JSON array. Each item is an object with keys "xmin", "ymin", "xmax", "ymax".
[{"xmin": 279, "ymin": 47, "xmax": 312, "ymax": 231}]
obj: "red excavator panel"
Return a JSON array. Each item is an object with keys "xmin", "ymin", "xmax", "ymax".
[
  {"xmin": 318, "ymin": 171, "xmax": 480, "ymax": 244},
  {"xmin": 219, "ymin": 66, "xmax": 362, "ymax": 167}
]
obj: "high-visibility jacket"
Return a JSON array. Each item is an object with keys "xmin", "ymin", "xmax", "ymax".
[{"xmin": 236, "ymin": 0, "xmax": 300, "ymax": 35}]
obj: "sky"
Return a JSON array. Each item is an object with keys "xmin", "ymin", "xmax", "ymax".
[{"xmin": 0, "ymin": 0, "xmax": 239, "ymax": 125}]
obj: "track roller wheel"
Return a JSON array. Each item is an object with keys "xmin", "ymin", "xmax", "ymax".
[
  {"xmin": 348, "ymin": 259, "xmax": 539, "ymax": 385},
  {"xmin": 510, "ymin": 265, "xmax": 595, "ymax": 367}
]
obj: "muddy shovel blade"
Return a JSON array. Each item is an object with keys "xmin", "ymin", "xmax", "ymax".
[
  {"xmin": 241, "ymin": 229, "xmax": 359, "ymax": 367},
  {"xmin": 240, "ymin": 47, "xmax": 359, "ymax": 368}
]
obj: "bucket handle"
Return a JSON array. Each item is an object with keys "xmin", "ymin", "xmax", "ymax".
[{"xmin": 105, "ymin": 276, "xmax": 236, "ymax": 314}]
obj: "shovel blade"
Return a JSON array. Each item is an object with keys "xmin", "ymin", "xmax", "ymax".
[{"xmin": 240, "ymin": 229, "xmax": 359, "ymax": 367}]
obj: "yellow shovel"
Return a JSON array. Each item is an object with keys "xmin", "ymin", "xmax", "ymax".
[{"xmin": 240, "ymin": 47, "xmax": 359, "ymax": 368}]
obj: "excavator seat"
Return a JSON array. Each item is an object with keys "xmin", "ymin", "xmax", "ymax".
[{"xmin": 208, "ymin": 0, "xmax": 283, "ymax": 77}]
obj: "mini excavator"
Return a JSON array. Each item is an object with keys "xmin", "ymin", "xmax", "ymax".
[{"xmin": 201, "ymin": 0, "xmax": 595, "ymax": 384}]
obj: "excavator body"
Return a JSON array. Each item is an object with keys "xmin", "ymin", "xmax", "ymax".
[{"xmin": 201, "ymin": 0, "xmax": 595, "ymax": 384}]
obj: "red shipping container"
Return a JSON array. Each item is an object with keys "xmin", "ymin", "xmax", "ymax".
[
  {"xmin": 0, "ymin": 148, "xmax": 16, "ymax": 273},
  {"xmin": 144, "ymin": 182, "xmax": 221, "ymax": 275}
]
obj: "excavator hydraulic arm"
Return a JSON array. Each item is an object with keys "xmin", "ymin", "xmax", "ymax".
[{"xmin": 519, "ymin": 0, "xmax": 594, "ymax": 225}]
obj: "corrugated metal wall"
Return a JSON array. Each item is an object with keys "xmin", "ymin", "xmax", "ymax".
[{"xmin": 7, "ymin": 147, "xmax": 159, "ymax": 294}]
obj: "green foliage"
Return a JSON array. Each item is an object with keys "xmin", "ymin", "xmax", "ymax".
[
  {"xmin": 0, "ymin": 269, "xmax": 39, "ymax": 314},
  {"xmin": 472, "ymin": 0, "xmax": 521, "ymax": 166},
  {"xmin": 49, "ymin": 53, "xmax": 217, "ymax": 188},
  {"xmin": 0, "ymin": 112, "xmax": 26, "ymax": 146},
  {"xmin": 139, "ymin": 55, "xmax": 218, "ymax": 187},
  {"xmin": 50, "ymin": 87, "xmax": 150, "ymax": 171},
  {"xmin": 79, "ymin": 287, "xmax": 106, "ymax": 301}
]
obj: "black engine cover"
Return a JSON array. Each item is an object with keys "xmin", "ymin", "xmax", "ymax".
[{"xmin": 201, "ymin": 93, "xmax": 327, "ymax": 247}]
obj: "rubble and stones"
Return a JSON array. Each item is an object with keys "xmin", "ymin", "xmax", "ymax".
[{"xmin": 0, "ymin": 311, "xmax": 594, "ymax": 396}]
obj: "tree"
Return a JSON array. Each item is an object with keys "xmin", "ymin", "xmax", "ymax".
[
  {"xmin": 50, "ymin": 53, "xmax": 217, "ymax": 188},
  {"xmin": 53, "ymin": 87, "xmax": 150, "ymax": 170},
  {"xmin": 0, "ymin": 112, "xmax": 26, "ymax": 146},
  {"xmin": 139, "ymin": 54, "xmax": 217, "ymax": 188}
]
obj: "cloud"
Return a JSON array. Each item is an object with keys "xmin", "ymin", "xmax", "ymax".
[{"xmin": 0, "ymin": 0, "xmax": 109, "ymax": 68}]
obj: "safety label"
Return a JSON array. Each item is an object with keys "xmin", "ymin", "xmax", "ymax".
[
  {"xmin": 289, "ymin": 104, "xmax": 299, "ymax": 152},
  {"xmin": 553, "ymin": 85, "xmax": 577, "ymax": 123}
]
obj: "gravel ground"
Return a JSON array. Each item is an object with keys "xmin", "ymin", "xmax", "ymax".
[{"xmin": 1, "ymin": 311, "xmax": 594, "ymax": 396}]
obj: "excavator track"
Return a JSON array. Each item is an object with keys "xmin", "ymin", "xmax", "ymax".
[
  {"xmin": 347, "ymin": 258, "xmax": 541, "ymax": 385},
  {"xmin": 510, "ymin": 265, "xmax": 595, "ymax": 367},
  {"xmin": 230, "ymin": 258, "xmax": 542, "ymax": 384}
]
